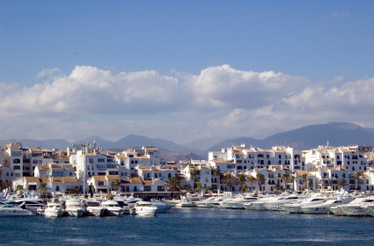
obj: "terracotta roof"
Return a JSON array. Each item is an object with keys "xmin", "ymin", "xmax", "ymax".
[
  {"xmin": 210, "ymin": 160, "xmax": 227, "ymax": 164},
  {"xmin": 29, "ymin": 148, "xmax": 43, "ymax": 153},
  {"xmin": 40, "ymin": 177, "xmax": 50, "ymax": 183},
  {"xmin": 106, "ymin": 175, "xmax": 120, "ymax": 180},
  {"xmin": 297, "ymin": 171, "xmax": 315, "ymax": 177},
  {"xmin": 168, "ymin": 164, "xmax": 181, "ymax": 168},
  {"xmin": 115, "ymin": 155, "xmax": 128, "ymax": 159},
  {"xmin": 84, "ymin": 152, "xmax": 97, "ymax": 157},
  {"xmin": 176, "ymin": 174, "xmax": 188, "ymax": 179},
  {"xmin": 121, "ymin": 177, "xmax": 143, "ymax": 184},
  {"xmin": 37, "ymin": 165, "xmax": 51, "ymax": 171},
  {"xmin": 24, "ymin": 177, "xmax": 42, "ymax": 182},
  {"xmin": 92, "ymin": 176, "xmax": 107, "ymax": 181}
]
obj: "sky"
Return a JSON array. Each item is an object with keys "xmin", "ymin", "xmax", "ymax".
[{"xmin": 0, "ymin": 1, "xmax": 373, "ymax": 144}]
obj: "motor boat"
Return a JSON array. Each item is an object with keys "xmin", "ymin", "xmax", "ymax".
[
  {"xmin": 123, "ymin": 197, "xmax": 143, "ymax": 208},
  {"xmin": 300, "ymin": 197, "xmax": 354, "ymax": 214},
  {"xmin": 263, "ymin": 195, "xmax": 310, "ymax": 211},
  {"xmin": 0, "ymin": 202, "xmax": 33, "ymax": 216},
  {"xmin": 283, "ymin": 197, "xmax": 328, "ymax": 214},
  {"xmin": 226, "ymin": 196, "xmax": 258, "ymax": 209},
  {"xmin": 85, "ymin": 201, "xmax": 106, "ymax": 216},
  {"xmin": 44, "ymin": 201, "xmax": 64, "ymax": 217},
  {"xmin": 102, "ymin": 200, "xmax": 124, "ymax": 216},
  {"xmin": 148, "ymin": 200, "xmax": 173, "ymax": 213},
  {"xmin": 243, "ymin": 196, "xmax": 274, "ymax": 210},
  {"xmin": 6, "ymin": 199, "xmax": 46, "ymax": 214},
  {"xmin": 65, "ymin": 198, "xmax": 84, "ymax": 217},
  {"xmin": 337, "ymin": 197, "xmax": 374, "ymax": 216},
  {"xmin": 132, "ymin": 202, "xmax": 157, "ymax": 216},
  {"xmin": 195, "ymin": 197, "xmax": 216, "ymax": 208}
]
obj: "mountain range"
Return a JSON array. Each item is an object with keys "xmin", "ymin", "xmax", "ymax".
[{"xmin": 1, "ymin": 123, "xmax": 373, "ymax": 160}]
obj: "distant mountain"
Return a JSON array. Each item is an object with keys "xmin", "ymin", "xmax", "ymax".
[
  {"xmin": 76, "ymin": 135, "xmax": 114, "ymax": 148},
  {"xmin": 1, "ymin": 122, "xmax": 373, "ymax": 160},
  {"xmin": 111, "ymin": 134, "xmax": 200, "ymax": 153},
  {"xmin": 0, "ymin": 138, "xmax": 71, "ymax": 151},
  {"xmin": 203, "ymin": 122, "xmax": 374, "ymax": 153},
  {"xmin": 262, "ymin": 122, "xmax": 374, "ymax": 150},
  {"xmin": 158, "ymin": 148, "xmax": 206, "ymax": 163},
  {"xmin": 179, "ymin": 137, "xmax": 228, "ymax": 152}
]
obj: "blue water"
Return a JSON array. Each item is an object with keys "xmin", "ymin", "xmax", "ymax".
[{"xmin": 1, "ymin": 208, "xmax": 374, "ymax": 245}]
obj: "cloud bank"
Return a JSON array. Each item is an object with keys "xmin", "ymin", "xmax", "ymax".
[{"xmin": 0, "ymin": 65, "xmax": 373, "ymax": 143}]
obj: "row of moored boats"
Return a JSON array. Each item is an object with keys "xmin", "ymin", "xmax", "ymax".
[
  {"xmin": 171, "ymin": 190, "xmax": 374, "ymax": 217},
  {"xmin": 0, "ymin": 192, "xmax": 173, "ymax": 217}
]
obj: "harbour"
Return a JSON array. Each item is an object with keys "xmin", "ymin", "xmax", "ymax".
[{"xmin": 1, "ymin": 207, "xmax": 374, "ymax": 245}]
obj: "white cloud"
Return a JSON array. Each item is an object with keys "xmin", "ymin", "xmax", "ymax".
[
  {"xmin": 184, "ymin": 64, "xmax": 307, "ymax": 111},
  {"xmin": 208, "ymin": 77, "xmax": 374, "ymax": 139},
  {"xmin": 0, "ymin": 65, "xmax": 373, "ymax": 143},
  {"xmin": 36, "ymin": 67, "xmax": 62, "ymax": 78}
]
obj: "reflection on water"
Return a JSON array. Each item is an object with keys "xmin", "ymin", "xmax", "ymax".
[{"xmin": 1, "ymin": 208, "xmax": 374, "ymax": 245}]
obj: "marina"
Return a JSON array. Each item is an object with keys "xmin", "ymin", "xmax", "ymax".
[{"xmin": 1, "ymin": 207, "xmax": 374, "ymax": 245}]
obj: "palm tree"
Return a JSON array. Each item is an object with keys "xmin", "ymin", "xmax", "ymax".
[
  {"xmin": 337, "ymin": 179, "xmax": 346, "ymax": 190},
  {"xmin": 353, "ymin": 172, "xmax": 363, "ymax": 190},
  {"xmin": 38, "ymin": 182, "xmax": 47, "ymax": 200},
  {"xmin": 204, "ymin": 186, "xmax": 212, "ymax": 193},
  {"xmin": 221, "ymin": 173, "xmax": 239, "ymax": 192},
  {"xmin": 189, "ymin": 168, "xmax": 199, "ymax": 188},
  {"xmin": 241, "ymin": 184, "xmax": 248, "ymax": 193},
  {"xmin": 182, "ymin": 183, "xmax": 192, "ymax": 193},
  {"xmin": 282, "ymin": 174, "xmax": 290, "ymax": 190},
  {"xmin": 248, "ymin": 176, "xmax": 257, "ymax": 191},
  {"xmin": 16, "ymin": 185, "xmax": 24, "ymax": 192},
  {"xmin": 163, "ymin": 176, "xmax": 182, "ymax": 198},
  {"xmin": 73, "ymin": 185, "xmax": 80, "ymax": 195},
  {"xmin": 110, "ymin": 179, "xmax": 121, "ymax": 191},
  {"xmin": 256, "ymin": 174, "xmax": 265, "ymax": 192},
  {"xmin": 289, "ymin": 176, "xmax": 296, "ymax": 188},
  {"xmin": 237, "ymin": 174, "xmax": 247, "ymax": 193},
  {"xmin": 194, "ymin": 182, "xmax": 202, "ymax": 193}
]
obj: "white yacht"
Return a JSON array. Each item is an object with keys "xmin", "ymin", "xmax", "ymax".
[
  {"xmin": 44, "ymin": 202, "xmax": 64, "ymax": 217},
  {"xmin": 283, "ymin": 197, "xmax": 328, "ymax": 214},
  {"xmin": 263, "ymin": 195, "xmax": 310, "ymax": 211},
  {"xmin": 0, "ymin": 202, "xmax": 33, "ymax": 216},
  {"xmin": 85, "ymin": 201, "xmax": 106, "ymax": 216},
  {"xmin": 6, "ymin": 199, "xmax": 46, "ymax": 214},
  {"xmin": 65, "ymin": 198, "xmax": 84, "ymax": 217},
  {"xmin": 337, "ymin": 197, "xmax": 374, "ymax": 216},
  {"xmin": 300, "ymin": 197, "xmax": 354, "ymax": 214},
  {"xmin": 195, "ymin": 197, "xmax": 216, "ymax": 208},
  {"xmin": 132, "ymin": 202, "xmax": 157, "ymax": 216},
  {"xmin": 102, "ymin": 200, "xmax": 123, "ymax": 216},
  {"xmin": 123, "ymin": 197, "xmax": 143, "ymax": 208},
  {"xmin": 226, "ymin": 196, "xmax": 259, "ymax": 209},
  {"xmin": 148, "ymin": 200, "xmax": 173, "ymax": 213},
  {"xmin": 243, "ymin": 196, "xmax": 274, "ymax": 210}
]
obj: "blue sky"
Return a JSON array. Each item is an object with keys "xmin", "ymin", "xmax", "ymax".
[{"xmin": 0, "ymin": 1, "xmax": 373, "ymax": 143}]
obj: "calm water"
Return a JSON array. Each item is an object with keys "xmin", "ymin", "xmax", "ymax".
[{"xmin": 1, "ymin": 208, "xmax": 374, "ymax": 245}]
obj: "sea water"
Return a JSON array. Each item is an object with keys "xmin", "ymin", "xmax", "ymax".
[{"xmin": 1, "ymin": 208, "xmax": 374, "ymax": 245}]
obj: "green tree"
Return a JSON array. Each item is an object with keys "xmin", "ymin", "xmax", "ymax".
[
  {"xmin": 189, "ymin": 168, "xmax": 199, "ymax": 185},
  {"xmin": 237, "ymin": 174, "xmax": 247, "ymax": 193},
  {"xmin": 38, "ymin": 182, "xmax": 47, "ymax": 200},
  {"xmin": 15, "ymin": 185, "xmax": 24, "ymax": 192},
  {"xmin": 289, "ymin": 176, "xmax": 296, "ymax": 189},
  {"xmin": 194, "ymin": 182, "xmax": 202, "ymax": 193},
  {"xmin": 256, "ymin": 174, "xmax": 265, "ymax": 191},
  {"xmin": 110, "ymin": 179, "xmax": 121, "ymax": 191},
  {"xmin": 248, "ymin": 176, "xmax": 257, "ymax": 191},
  {"xmin": 73, "ymin": 185, "xmax": 80, "ymax": 195},
  {"xmin": 163, "ymin": 176, "xmax": 182, "ymax": 198},
  {"xmin": 222, "ymin": 173, "xmax": 239, "ymax": 192},
  {"xmin": 204, "ymin": 186, "xmax": 212, "ymax": 193},
  {"xmin": 353, "ymin": 172, "xmax": 363, "ymax": 190},
  {"xmin": 241, "ymin": 184, "xmax": 248, "ymax": 193},
  {"xmin": 337, "ymin": 179, "xmax": 346, "ymax": 189},
  {"xmin": 282, "ymin": 174, "xmax": 290, "ymax": 190}
]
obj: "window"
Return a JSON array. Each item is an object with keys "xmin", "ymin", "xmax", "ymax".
[
  {"xmin": 33, "ymin": 160, "xmax": 38, "ymax": 164},
  {"xmin": 13, "ymin": 159, "xmax": 21, "ymax": 163},
  {"xmin": 98, "ymin": 158, "xmax": 105, "ymax": 162},
  {"xmin": 157, "ymin": 186, "xmax": 164, "ymax": 191},
  {"xmin": 15, "ymin": 173, "xmax": 20, "ymax": 177},
  {"xmin": 155, "ymin": 173, "xmax": 158, "ymax": 178},
  {"xmin": 144, "ymin": 186, "xmax": 151, "ymax": 191},
  {"xmin": 14, "ymin": 165, "xmax": 20, "ymax": 170},
  {"xmin": 98, "ymin": 181, "xmax": 104, "ymax": 186},
  {"xmin": 88, "ymin": 158, "xmax": 94, "ymax": 164},
  {"xmin": 168, "ymin": 173, "xmax": 171, "ymax": 178}
]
